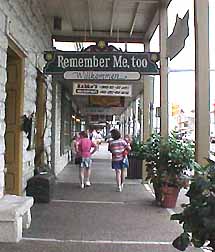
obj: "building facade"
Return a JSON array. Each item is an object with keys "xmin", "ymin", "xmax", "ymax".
[{"xmin": 0, "ymin": 1, "xmax": 70, "ymax": 197}]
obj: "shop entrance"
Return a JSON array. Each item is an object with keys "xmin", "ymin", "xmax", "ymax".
[{"xmin": 4, "ymin": 41, "xmax": 24, "ymax": 195}]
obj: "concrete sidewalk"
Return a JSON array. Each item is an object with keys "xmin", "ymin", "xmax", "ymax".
[{"xmin": 0, "ymin": 143, "xmax": 202, "ymax": 252}]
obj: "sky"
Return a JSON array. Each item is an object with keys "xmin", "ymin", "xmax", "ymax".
[
  {"xmin": 142, "ymin": 0, "xmax": 214, "ymax": 116},
  {"xmin": 53, "ymin": 0, "xmax": 215, "ymax": 115},
  {"xmin": 150, "ymin": 0, "xmax": 215, "ymax": 114}
]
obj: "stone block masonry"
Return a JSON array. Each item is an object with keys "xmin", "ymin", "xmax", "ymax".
[{"xmin": 0, "ymin": 0, "xmax": 53, "ymax": 196}]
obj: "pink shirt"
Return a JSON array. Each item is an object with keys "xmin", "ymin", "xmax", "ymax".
[{"xmin": 78, "ymin": 138, "xmax": 96, "ymax": 158}]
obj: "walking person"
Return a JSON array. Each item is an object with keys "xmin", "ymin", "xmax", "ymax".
[
  {"xmin": 123, "ymin": 134, "xmax": 132, "ymax": 169},
  {"xmin": 108, "ymin": 129, "xmax": 131, "ymax": 192},
  {"xmin": 78, "ymin": 131, "xmax": 97, "ymax": 189},
  {"xmin": 71, "ymin": 133, "xmax": 81, "ymax": 164}
]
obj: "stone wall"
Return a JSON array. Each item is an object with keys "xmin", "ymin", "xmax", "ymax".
[
  {"xmin": 0, "ymin": 6, "xmax": 7, "ymax": 197},
  {"xmin": 51, "ymin": 82, "xmax": 69, "ymax": 176},
  {"xmin": 0, "ymin": 0, "xmax": 54, "ymax": 195}
]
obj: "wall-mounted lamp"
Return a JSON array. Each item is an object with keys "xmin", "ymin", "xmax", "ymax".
[{"xmin": 21, "ymin": 112, "xmax": 35, "ymax": 150}]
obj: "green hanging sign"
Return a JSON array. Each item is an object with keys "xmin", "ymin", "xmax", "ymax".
[{"xmin": 44, "ymin": 51, "xmax": 160, "ymax": 80}]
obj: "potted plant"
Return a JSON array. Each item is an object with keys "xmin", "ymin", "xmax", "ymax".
[
  {"xmin": 140, "ymin": 132, "xmax": 198, "ymax": 208},
  {"xmin": 171, "ymin": 161, "xmax": 215, "ymax": 251}
]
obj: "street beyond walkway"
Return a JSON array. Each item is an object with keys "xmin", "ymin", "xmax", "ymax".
[{"xmin": 0, "ymin": 143, "xmax": 202, "ymax": 252}]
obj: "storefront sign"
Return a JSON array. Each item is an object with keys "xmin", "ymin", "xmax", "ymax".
[
  {"xmin": 73, "ymin": 83, "xmax": 132, "ymax": 97},
  {"xmin": 44, "ymin": 51, "xmax": 160, "ymax": 79},
  {"xmin": 64, "ymin": 71, "xmax": 140, "ymax": 80},
  {"xmin": 89, "ymin": 96, "xmax": 124, "ymax": 107},
  {"xmin": 81, "ymin": 107, "xmax": 122, "ymax": 115},
  {"xmin": 88, "ymin": 114, "xmax": 113, "ymax": 122}
]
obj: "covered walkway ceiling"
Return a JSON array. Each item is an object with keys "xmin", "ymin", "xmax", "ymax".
[
  {"xmin": 40, "ymin": 0, "xmax": 171, "ymax": 125},
  {"xmin": 39, "ymin": 0, "xmax": 171, "ymax": 43}
]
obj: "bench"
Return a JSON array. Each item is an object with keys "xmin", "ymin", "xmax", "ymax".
[{"xmin": 0, "ymin": 194, "xmax": 34, "ymax": 242}]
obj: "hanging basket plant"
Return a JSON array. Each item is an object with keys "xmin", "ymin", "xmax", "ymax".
[{"xmin": 171, "ymin": 162, "xmax": 215, "ymax": 251}]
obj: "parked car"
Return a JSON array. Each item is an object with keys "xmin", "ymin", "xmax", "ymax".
[
  {"xmin": 210, "ymin": 131, "xmax": 215, "ymax": 143},
  {"xmin": 182, "ymin": 131, "xmax": 195, "ymax": 143},
  {"xmin": 105, "ymin": 133, "xmax": 113, "ymax": 142}
]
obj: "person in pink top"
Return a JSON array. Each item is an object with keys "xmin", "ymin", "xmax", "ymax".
[{"xmin": 78, "ymin": 131, "xmax": 97, "ymax": 189}]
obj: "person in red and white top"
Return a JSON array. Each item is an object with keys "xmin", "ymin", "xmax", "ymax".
[
  {"xmin": 78, "ymin": 131, "xmax": 97, "ymax": 189},
  {"xmin": 108, "ymin": 129, "xmax": 131, "ymax": 192}
]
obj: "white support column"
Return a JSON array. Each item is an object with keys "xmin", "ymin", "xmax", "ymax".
[
  {"xmin": 122, "ymin": 112, "xmax": 126, "ymax": 138},
  {"xmin": 120, "ymin": 113, "xmax": 124, "ymax": 138},
  {"xmin": 149, "ymin": 78, "xmax": 154, "ymax": 133},
  {"xmin": 159, "ymin": 4, "xmax": 168, "ymax": 138},
  {"xmin": 142, "ymin": 41, "xmax": 154, "ymax": 182},
  {"xmin": 132, "ymin": 100, "xmax": 137, "ymax": 137},
  {"xmin": 194, "ymin": 0, "xmax": 210, "ymax": 165},
  {"xmin": 140, "ymin": 91, "xmax": 144, "ymax": 142},
  {"xmin": 143, "ymin": 42, "xmax": 152, "ymax": 143},
  {"xmin": 125, "ymin": 108, "xmax": 129, "ymax": 135},
  {"xmin": 129, "ymin": 104, "xmax": 133, "ymax": 136},
  {"xmin": 134, "ymin": 98, "xmax": 139, "ymax": 137}
]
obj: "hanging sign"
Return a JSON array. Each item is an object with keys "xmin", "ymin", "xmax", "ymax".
[
  {"xmin": 167, "ymin": 11, "xmax": 189, "ymax": 60},
  {"xmin": 88, "ymin": 114, "xmax": 113, "ymax": 122},
  {"xmin": 73, "ymin": 83, "xmax": 132, "ymax": 97},
  {"xmin": 81, "ymin": 107, "xmax": 122, "ymax": 115},
  {"xmin": 64, "ymin": 71, "xmax": 140, "ymax": 81},
  {"xmin": 43, "ymin": 51, "xmax": 160, "ymax": 79},
  {"xmin": 89, "ymin": 96, "xmax": 124, "ymax": 107}
]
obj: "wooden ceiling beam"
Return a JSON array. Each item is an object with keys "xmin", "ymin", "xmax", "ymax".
[
  {"xmin": 53, "ymin": 30, "xmax": 146, "ymax": 43},
  {"xmin": 129, "ymin": 2, "xmax": 141, "ymax": 37},
  {"xmin": 61, "ymin": 0, "xmax": 73, "ymax": 31},
  {"xmin": 144, "ymin": 0, "xmax": 171, "ymax": 41},
  {"xmin": 110, "ymin": 0, "xmax": 118, "ymax": 37},
  {"xmin": 106, "ymin": 0, "xmax": 158, "ymax": 2},
  {"xmin": 87, "ymin": 0, "xmax": 93, "ymax": 36},
  {"xmin": 144, "ymin": 9, "xmax": 158, "ymax": 41}
]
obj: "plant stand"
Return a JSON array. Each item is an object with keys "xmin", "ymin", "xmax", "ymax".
[
  {"xmin": 161, "ymin": 184, "xmax": 180, "ymax": 208},
  {"xmin": 153, "ymin": 183, "xmax": 162, "ymax": 204},
  {"xmin": 127, "ymin": 153, "xmax": 142, "ymax": 179},
  {"xmin": 26, "ymin": 173, "xmax": 55, "ymax": 203}
]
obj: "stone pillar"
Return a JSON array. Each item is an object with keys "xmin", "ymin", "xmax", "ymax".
[
  {"xmin": 0, "ymin": 13, "xmax": 7, "ymax": 198},
  {"xmin": 0, "ymin": 81, "xmax": 6, "ymax": 198},
  {"xmin": 129, "ymin": 104, "xmax": 133, "ymax": 136},
  {"xmin": 51, "ymin": 81, "xmax": 57, "ymax": 175},
  {"xmin": 50, "ymin": 81, "xmax": 68, "ymax": 175},
  {"xmin": 159, "ymin": 3, "xmax": 168, "ymax": 138},
  {"xmin": 194, "ymin": 0, "xmax": 210, "ymax": 165}
]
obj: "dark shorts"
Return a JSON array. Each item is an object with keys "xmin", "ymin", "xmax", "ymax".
[
  {"xmin": 80, "ymin": 157, "xmax": 92, "ymax": 169},
  {"xmin": 75, "ymin": 156, "xmax": 82, "ymax": 165},
  {"xmin": 112, "ymin": 160, "xmax": 124, "ymax": 170}
]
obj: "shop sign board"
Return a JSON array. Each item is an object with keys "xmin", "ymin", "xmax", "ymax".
[
  {"xmin": 81, "ymin": 107, "xmax": 121, "ymax": 115},
  {"xmin": 88, "ymin": 114, "xmax": 113, "ymax": 122},
  {"xmin": 64, "ymin": 71, "xmax": 140, "ymax": 80},
  {"xmin": 43, "ymin": 51, "xmax": 160, "ymax": 80},
  {"xmin": 73, "ymin": 83, "xmax": 132, "ymax": 97}
]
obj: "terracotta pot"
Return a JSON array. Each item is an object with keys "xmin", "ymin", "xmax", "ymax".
[{"xmin": 161, "ymin": 184, "xmax": 180, "ymax": 208}]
